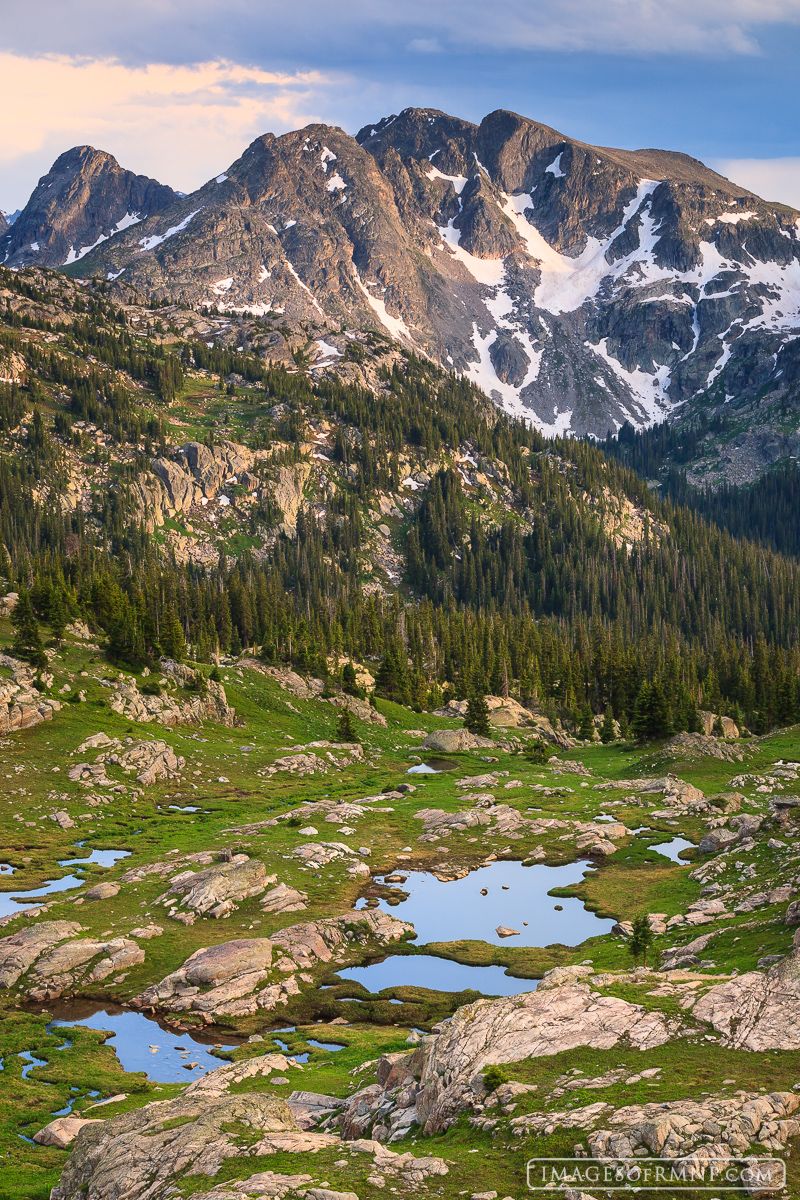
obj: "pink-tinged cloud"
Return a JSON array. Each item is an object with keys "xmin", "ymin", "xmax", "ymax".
[{"xmin": 0, "ymin": 54, "xmax": 342, "ymax": 203}]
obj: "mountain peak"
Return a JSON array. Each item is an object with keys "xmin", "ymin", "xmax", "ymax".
[{"xmin": 0, "ymin": 146, "xmax": 178, "ymax": 269}]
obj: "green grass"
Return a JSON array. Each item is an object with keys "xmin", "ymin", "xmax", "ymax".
[{"xmin": 4, "ymin": 627, "xmax": 800, "ymax": 1196}]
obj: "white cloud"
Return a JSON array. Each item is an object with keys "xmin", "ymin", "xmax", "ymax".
[
  {"xmin": 711, "ymin": 157, "xmax": 800, "ymax": 209},
  {"xmin": 408, "ymin": 38, "xmax": 442, "ymax": 53},
  {"xmin": 0, "ymin": 53, "xmax": 340, "ymax": 206}
]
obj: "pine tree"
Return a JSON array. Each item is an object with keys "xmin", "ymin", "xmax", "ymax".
[
  {"xmin": 11, "ymin": 588, "xmax": 47, "ymax": 670},
  {"xmin": 373, "ymin": 642, "xmax": 410, "ymax": 705},
  {"xmin": 161, "ymin": 608, "xmax": 185, "ymax": 662},
  {"xmin": 336, "ymin": 705, "xmax": 359, "ymax": 743},
  {"xmin": 342, "ymin": 661, "xmax": 359, "ymax": 696},
  {"xmin": 632, "ymin": 680, "xmax": 672, "ymax": 740},
  {"xmin": 465, "ymin": 689, "xmax": 491, "ymax": 737},
  {"xmin": 578, "ymin": 702, "xmax": 595, "ymax": 742},
  {"xmin": 48, "ymin": 586, "xmax": 68, "ymax": 646},
  {"xmin": 600, "ymin": 704, "xmax": 616, "ymax": 743},
  {"xmin": 628, "ymin": 914, "xmax": 654, "ymax": 967}
]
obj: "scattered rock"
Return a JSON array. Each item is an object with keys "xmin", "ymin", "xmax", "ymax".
[
  {"xmin": 84, "ymin": 882, "xmax": 120, "ymax": 901},
  {"xmin": 34, "ymin": 1117, "xmax": 104, "ymax": 1148},
  {"xmin": 420, "ymin": 730, "xmax": 495, "ymax": 753},
  {"xmin": 0, "ymin": 921, "xmax": 84, "ymax": 988}
]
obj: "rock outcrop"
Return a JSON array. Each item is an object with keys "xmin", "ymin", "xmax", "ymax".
[
  {"xmin": 49, "ymin": 1091, "xmax": 323, "ymax": 1200},
  {"xmin": 158, "ymin": 856, "xmax": 270, "ymax": 921},
  {"xmin": 690, "ymin": 948, "xmax": 800, "ymax": 1050},
  {"xmin": 419, "ymin": 729, "xmax": 495, "ymax": 753},
  {"xmin": 107, "ymin": 661, "xmax": 234, "ymax": 727},
  {"xmin": 132, "ymin": 910, "xmax": 412, "ymax": 1017},
  {"xmin": 0, "ymin": 921, "xmax": 83, "ymax": 988},
  {"xmin": 27, "ymin": 936, "xmax": 145, "ymax": 1001},
  {"xmin": 414, "ymin": 980, "xmax": 679, "ymax": 1133},
  {"xmin": 69, "ymin": 737, "xmax": 185, "ymax": 788},
  {"xmin": 0, "ymin": 653, "xmax": 61, "ymax": 734}
]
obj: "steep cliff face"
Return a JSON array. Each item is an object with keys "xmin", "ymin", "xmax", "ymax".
[
  {"xmin": 48, "ymin": 108, "xmax": 799, "ymax": 438},
  {"xmin": 0, "ymin": 146, "xmax": 178, "ymax": 269}
]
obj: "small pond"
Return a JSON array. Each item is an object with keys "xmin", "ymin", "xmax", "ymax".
[
  {"xmin": 337, "ymin": 954, "xmax": 539, "ymax": 997},
  {"xmin": 0, "ymin": 848, "xmax": 131, "ymax": 919},
  {"xmin": 406, "ymin": 758, "xmax": 459, "ymax": 775},
  {"xmin": 650, "ymin": 836, "xmax": 694, "ymax": 864},
  {"xmin": 363, "ymin": 859, "xmax": 615, "ymax": 948},
  {"xmin": 46, "ymin": 1002, "xmax": 239, "ymax": 1083}
]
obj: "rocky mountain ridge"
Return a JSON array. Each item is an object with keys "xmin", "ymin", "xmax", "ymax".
[
  {"xmin": 9, "ymin": 107, "xmax": 795, "ymax": 440},
  {"xmin": 0, "ymin": 146, "xmax": 177, "ymax": 271}
]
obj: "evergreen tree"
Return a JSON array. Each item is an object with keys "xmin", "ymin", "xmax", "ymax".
[
  {"xmin": 578, "ymin": 702, "xmax": 595, "ymax": 742},
  {"xmin": 342, "ymin": 661, "xmax": 359, "ymax": 696},
  {"xmin": 628, "ymin": 914, "xmax": 654, "ymax": 967},
  {"xmin": 11, "ymin": 588, "xmax": 47, "ymax": 670},
  {"xmin": 600, "ymin": 704, "xmax": 616, "ymax": 744},
  {"xmin": 465, "ymin": 689, "xmax": 491, "ymax": 737},
  {"xmin": 524, "ymin": 738, "xmax": 550, "ymax": 764},
  {"xmin": 161, "ymin": 608, "xmax": 185, "ymax": 662},
  {"xmin": 336, "ymin": 705, "xmax": 359, "ymax": 743},
  {"xmin": 48, "ymin": 586, "xmax": 68, "ymax": 646},
  {"xmin": 373, "ymin": 641, "xmax": 410, "ymax": 705},
  {"xmin": 632, "ymin": 680, "xmax": 672, "ymax": 740}
]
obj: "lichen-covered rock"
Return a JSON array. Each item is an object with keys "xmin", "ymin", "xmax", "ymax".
[
  {"xmin": 260, "ymin": 883, "xmax": 309, "ymax": 914},
  {"xmin": 691, "ymin": 947, "xmax": 800, "ymax": 1050},
  {"xmin": 49, "ymin": 1090, "xmax": 330, "ymax": 1200},
  {"xmin": 415, "ymin": 980, "xmax": 679, "ymax": 1133},
  {"xmin": 420, "ymin": 729, "xmax": 495, "ymax": 753},
  {"xmin": 28, "ymin": 936, "xmax": 145, "ymax": 1000},
  {"xmin": 162, "ymin": 858, "xmax": 269, "ymax": 917},
  {"xmin": 108, "ymin": 662, "xmax": 234, "ymax": 728},
  {"xmin": 0, "ymin": 921, "xmax": 84, "ymax": 987},
  {"xmin": 133, "ymin": 910, "xmax": 412, "ymax": 1017}
]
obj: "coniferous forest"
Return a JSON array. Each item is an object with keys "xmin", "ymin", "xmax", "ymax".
[{"xmin": 4, "ymin": 263, "xmax": 800, "ymax": 740}]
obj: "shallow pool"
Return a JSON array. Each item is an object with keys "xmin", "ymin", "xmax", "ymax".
[
  {"xmin": 0, "ymin": 848, "xmax": 131, "ymax": 918},
  {"xmin": 366, "ymin": 859, "xmax": 615, "ymax": 948},
  {"xmin": 337, "ymin": 954, "xmax": 539, "ymax": 996},
  {"xmin": 406, "ymin": 758, "xmax": 458, "ymax": 774},
  {"xmin": 651, "ymin": 836, "xmax": 694, "ymax": 863},
  {"xmin": 46, "ymin": 1003, "xmax": 239, "ymax": 1083}
]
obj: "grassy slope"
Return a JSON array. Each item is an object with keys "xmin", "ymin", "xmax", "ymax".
[{"xmin": 2, "ymin": 625, "xmax": 800, "ymax": 1197}]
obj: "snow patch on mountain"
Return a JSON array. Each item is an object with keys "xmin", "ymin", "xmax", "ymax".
[
  {"xmin": 138, "ymin": 209, "xmax": 202, "ymax": 252},
  {"xmin": 286, "ymin": 261, "xmax": 325, "ymax": 316},
  {"xmin": 545, "ymin": 152, "xmax": 566, "ymax": 178},
  {"xmin": 426, "ymin": 164, "xmax": 468, "ymax": 195},
  {"xmin": 353, "ymin": 265, "xmax": 413, "ymax": 342}
]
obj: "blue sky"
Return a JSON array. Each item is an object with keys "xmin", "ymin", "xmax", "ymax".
[{"xmin": 2, "ymin": 0, "xmax": 800, "ymax": 211}]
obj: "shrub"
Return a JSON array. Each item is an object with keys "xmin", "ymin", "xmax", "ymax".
[{"xmin": 482, "ymin": 1065, "xmax": 508, "ymax": 1093}]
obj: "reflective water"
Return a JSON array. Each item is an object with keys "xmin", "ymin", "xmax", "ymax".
[
  {"xmin": 651, "ymin": 836, "xmax": 694, "ymax": 863},
  {"xmin": 337, "ymin": 954, "xmax": 539, "ymax": 996},
  {"xmin": 406, "ymin": 758, "xmax": 458, "ymax": 774},
  {"xmin": 59, "ymin": 849, "xmax": 131, "ymax": 869},
  {"xmin": 367, "ymin": 859, "xmax": 615, "ymax": 947},
  {"xmin": 0, "ymin": 848, "xmax": 131, "ymax": 917},
  {"xmin": 46, "ymin": 1002, "xmax": 239, "ymax": 1083}
]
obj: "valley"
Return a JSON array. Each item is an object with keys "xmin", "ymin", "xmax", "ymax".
[{"xmin": 2, "ymin": 104, "xmax": 800, "ymax": 1200}]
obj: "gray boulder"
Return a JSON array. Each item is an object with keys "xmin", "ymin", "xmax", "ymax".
[
  {"xmin": 420, "ymin": 729, "xmax": 495, "ymax": 753},
  {"xmin": 0, "ymin": 921, "xmax": 83, "ymax": 988},
  {"xmin": 698, "ymin": 828, "xmax": 738, "ymax": 854}
]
